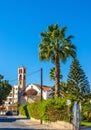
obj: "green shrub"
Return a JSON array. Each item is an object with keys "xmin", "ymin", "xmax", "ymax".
[
  {"xmin": 27, "ymin": 98, "xmax": 72, "ymax": 122},
  {"xmin": 18, "ymin": 104, "xmax": 29, "ymax": 117},
  {"xmin": 27, "ymin": 102, "xmax": 41, "ymax": 120},
  {"xmin": 23, "ymin": 105, "xmax": 29, "ymax": 117},
  {"xmin": 82, "ymin": 102, "xmax": 91, "ymax": 122},
  {"xmin": 45, "ymin": 98, "xmax": 71, "ymax": 122}
]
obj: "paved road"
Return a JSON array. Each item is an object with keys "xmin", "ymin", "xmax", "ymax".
[
  {"xmin": 0, "ymin": 116, "xmax": 91, "ymax": 130},
  {"xmin": 0, "ymin": 116, "xmax": 35, "ymax": 130},
  {"xmin": 0, "ymin": 116, "xmax": 52, "ymax": 130},
  {"xmin": 81, "ymin": 127, "xmax": 91, "ymax": 130}
]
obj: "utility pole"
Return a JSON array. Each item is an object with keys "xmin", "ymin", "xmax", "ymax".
[
  {"xmin": 40, "ymin": 68, "xmax": 43, "ymax": 124},
  {"xmin": 40, "ymin": 68, "xmax": 43, "ymax": 101}
]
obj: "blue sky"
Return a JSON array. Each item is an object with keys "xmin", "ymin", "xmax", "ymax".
[{"xmin": 0, "ymin": 0, "xmax": 91, "ymax": 87}]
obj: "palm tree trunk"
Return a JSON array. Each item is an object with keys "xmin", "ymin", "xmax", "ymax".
[{"xmin": 55, "ymin": 51, "xmax": 60, "ymax": 97}]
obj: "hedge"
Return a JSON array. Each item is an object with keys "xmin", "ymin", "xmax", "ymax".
[
  {"xmin": 18, "ymin": 104, "xmax": 29, "ymax": 117},
  {"xmin": 18, "ymin": 97, "xmax": 72, "ymax": 122},
  {"xmin": 27, "ymin": 102, "xmax": 41, "ymax": 120}
]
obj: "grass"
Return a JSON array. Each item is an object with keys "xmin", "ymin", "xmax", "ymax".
[{"xmin": 81, "ymin": 121, "xmax": 91, "ymax": 127}]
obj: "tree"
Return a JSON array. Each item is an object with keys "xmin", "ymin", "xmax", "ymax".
[
  {"xmin": 49, "ymin": 67, "xmax": 63, "ymax": 81},
  {"xmin": 49, "ymin": 68, "xmax": 64, "ymax": 97},
  {"xmin": 0, "ymin": 74, "xmax": 12, "ymax": 105},
  {"xmin": 60, "ymin": 81, "xmax": 68, "ymax": 97},
  {"xmin": 39, "ymin": 24, "xmax": 76, "ymax": 97},
  {"xmin": 82, "ymin": 102, "xmax": 91, "ymax": 121},
  {"xmin": 67, "ymin": 58, "xmax": 90, "ymax": 101}
]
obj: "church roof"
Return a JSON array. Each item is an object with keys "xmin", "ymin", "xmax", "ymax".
[
  {"xmin": 23, "ymin": 88, "xmax": 38, "ymax": 96},
  {"xmin": 33, "ymin": 84, "xmax": 52, "ymax": 91}
]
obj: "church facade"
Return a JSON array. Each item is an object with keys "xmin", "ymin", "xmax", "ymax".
[
  {"xmin": 6, "ymin": 66, "xmax": 53, "ymax": 106},
  {"xmin": 18, "ymin": 66, "xmax": 53, "ymax": 105},
  {"xmin": 0, "ymin": 66, "xmax": 52, "ymax": 114}
]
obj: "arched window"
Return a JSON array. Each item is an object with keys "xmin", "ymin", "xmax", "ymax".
[
  {"xmin": 19, "ymin": 69, "xmax": 22, "ymax": 73},
  {"xmin": 19, "ymin": 75, "xmax": 22, "ymax": 80},
  {"xmin": 19, "ymin": 81, "xmax": 21, "ymax": 85}
]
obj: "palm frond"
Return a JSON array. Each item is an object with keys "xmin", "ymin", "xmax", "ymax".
[
  {"xmin": 48, "ymin": 25, "xmax": 54, "ymax": 32},
  {"xmin": 60, "ymin": 26, "xmax": 67, "ymax": 34},
  {"xmin": 40, "ymin": 32, "xmax": 47, "ymax": 37},
  {"xmin": 53, "ymin": 24, "xmax": 59, "ymax": 30},
  {"xmin": 67, "ymin": 35, "xmax": 74, "ymax": 39}
]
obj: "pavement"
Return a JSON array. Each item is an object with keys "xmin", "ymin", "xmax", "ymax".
[
  {"xmin": 17, "ymin": 116, "xmax": 56, "ymax": 129},
  {"xmin": 81, "ymin": 127, "xmax": 91, "ymax": 130},
  {"xmin": 0, "ymin": 115, "xmax": 55, "ymax": 129},
  {"xmin": 1, "ymin": 115, "xmax": 91, "ymax": 130},
  {"xmin": 18, "ymin": 116, "xmax": 91, "ymax": 130},
  {"xmin": 0, "ymin": 116, "xmax": 35, "ymax": 130}
]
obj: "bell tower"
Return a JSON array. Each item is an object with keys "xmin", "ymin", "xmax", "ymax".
[{"xmin": 18, "ymin": 66, "xmax": 26, "ymax": 91}]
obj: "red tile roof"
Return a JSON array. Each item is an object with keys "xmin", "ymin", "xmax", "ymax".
[
  {"xmin": 23, "ymin": 88, "xmax": 38, "ymax": 96},
  {"xmin": 33, "ymin": 84, "xmax": 52, "ymax": 91}
]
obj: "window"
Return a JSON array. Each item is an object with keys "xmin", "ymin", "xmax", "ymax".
[
  {"xmin": 19, "ymin": 69, "xmax": 22, "ymax": 73},
  {"xmin": 19, "ymin": 81, "xmax": 21, "ymax": 85},
  {"xmin": 19, "ymin": 75, "xmax": 22, "ymax": 80}
]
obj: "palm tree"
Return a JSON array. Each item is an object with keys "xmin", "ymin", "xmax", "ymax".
[
  {"xmin": 39, "ymin": 24, "xmax": 76, "ymax": 97},
  {"xmin": 49, "ymin": 67, "xmax": 63, "ymax": 81}
]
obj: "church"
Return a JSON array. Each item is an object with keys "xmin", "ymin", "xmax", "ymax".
[{"xmin": 5, "ymin": 66, "xmax": 53, "ymax": 106}]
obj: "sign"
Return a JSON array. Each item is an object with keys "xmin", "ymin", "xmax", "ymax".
[{"xmin": 72, "ymin": 102, "xmax": 81, "ymax": 130}]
